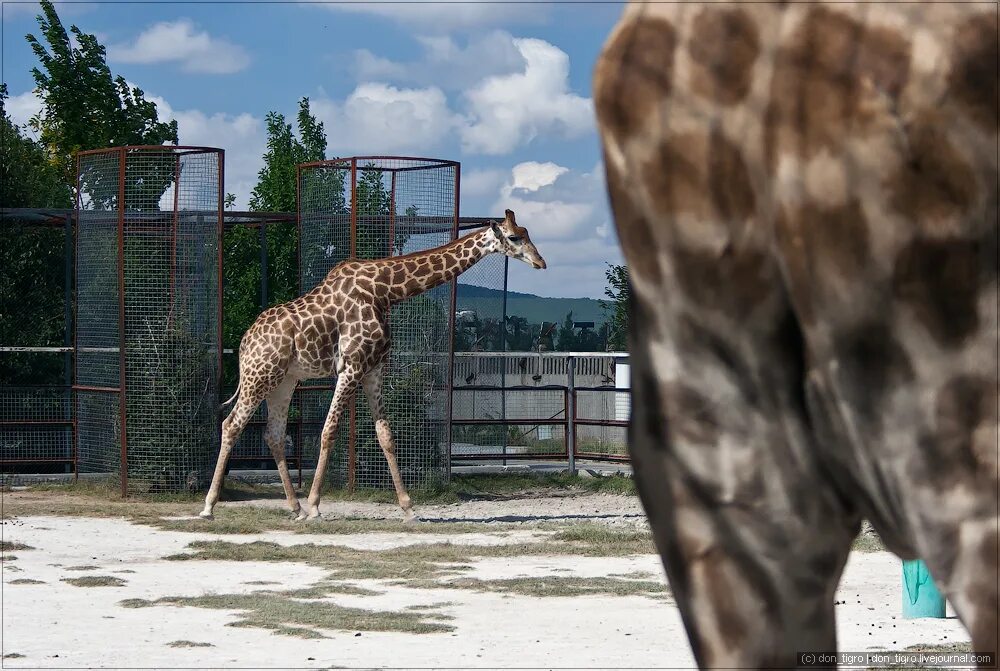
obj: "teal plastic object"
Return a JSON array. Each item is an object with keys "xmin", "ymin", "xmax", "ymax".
[{"xmin": 902, "ymin": 559, "xmax": 946, "ymax": 618}]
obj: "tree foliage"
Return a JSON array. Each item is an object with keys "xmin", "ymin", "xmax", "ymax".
[
  {"xmin": 601, "ymin": 262, "xmax": 630, "ymax": 351},
  {"xmin": 26, "ymin": 0, "xmax": 177, "ymax": 194}
]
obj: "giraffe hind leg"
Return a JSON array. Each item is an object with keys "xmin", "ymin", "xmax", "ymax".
[{"xmin": 200, "ymin": 384, "xmax": 267, "ymax": 519}]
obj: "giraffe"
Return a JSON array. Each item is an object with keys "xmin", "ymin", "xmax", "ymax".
[
  {"xmin": 594, "ymin": 2, "xmax": 997, "ymax": 667},
  {"xmin": 200, "ymin": 209, "xmax": 546, "ymax": 522}
]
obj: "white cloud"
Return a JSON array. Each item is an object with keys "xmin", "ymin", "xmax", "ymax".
[
  {"xmin": 353, "ymin": 31, "xmax": 525, "ymax": 91},
  {"xmin": 4, "ymin": 89, "xmax": 43, "ymax": 130},
  {"xmin": 146, "ymin": 91, "xmax": 264, "ymax": 209},
  {"xmin": 314, "ymin": 0, "xmax": 547, "ymax": 31},
  {"xmin": 311, "ymin": 83, "xmax": 460, "ymax": 155},
  {"xmin": 108, "ymin": 19, "xmax": 250, "ymax": 74},
  {"xmin": 460, "ymin": 38, "xmax": 594, "ymax": 155},
  {"xmin": 509, "ymin": 161, "xmax": 568, "ymax": 193},
  {"xmin": 487, "ymin": 161, "xmax": 620, "ymax": 298}
]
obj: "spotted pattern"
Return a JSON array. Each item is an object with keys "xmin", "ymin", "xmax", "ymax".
[{"xmin": 595, "ymin": 3, "xmax": 998, "ymax": 667}]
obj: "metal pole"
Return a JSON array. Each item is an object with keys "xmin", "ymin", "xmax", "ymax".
[
  {"xmin": 501, "ymin": 255, "xmax": 509, "ymax": 465},
  {"xmin": 567, "ymin": 355, "xmax": 576, "ymax": 476},
  {"xmin": 348, "ymin": 159, "xmax": 358, "ymax": 491},
  {"xmin": 444, "ymin": 164, "xmax": 460, "ymax": 483},
  {"xmin": 117, "ymin": 148, "xmax": 128, "ymax": 497},
  {"xmin": 259, "ymin": 214, "xmax": 268, "ymax": 311},
  {"xmin": 295, "ymin": 165, "xmax": 303, "ymax": 488},
  {"xmin": 65, "ymin": 210, "xmax": 76, "ymax": 478}
]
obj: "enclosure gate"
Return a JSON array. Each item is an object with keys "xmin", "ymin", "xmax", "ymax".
[
  {"xmin": 297, "ymin": 157, "xmax": 459, "ymax": 491},
  {"xmin": 75, "ymin": 146, "xmax": 223, "ymax": 495}
]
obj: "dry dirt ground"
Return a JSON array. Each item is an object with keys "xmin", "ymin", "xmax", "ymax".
[{"xmin": 1, "ymin": 488, "xmax": 972, "ymax": 669}]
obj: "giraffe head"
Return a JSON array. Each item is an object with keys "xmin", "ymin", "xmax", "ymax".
[{"xmin": 489, "ymin": 209, "xmax": 547, "ymax": 270}]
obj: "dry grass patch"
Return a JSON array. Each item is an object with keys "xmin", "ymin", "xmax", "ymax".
[
  {"xmin": 61, "ymin": 575, "xmax": 126, "ymax": 587},
  {"xmin": 9, "ymin": 578, "xmax": 44, "ymax": 585},
  {"xmin": 406, "ymin": 601, "xmax": 455, "ymax": 611},
  {"xmin": 64, "ymin": 564, "xmax": 99, "ymax": 571},
  {"xmin": 407, "ymin": 575, "xmax": 669, "ymax": 599},
  {"xmin": 166, "ymin": 640, "xmax": 214, "ymax": 648},
  {"xmin": 119, "ymin": 591, "xmax": 453, "ymax": 639},
  {"xmin": 0, "ymin": 541, "xmax": 33, "ymax": 551},
  {"xmin": 166, "ymin": 525, "xmax": 655, "ymax": 585},
  {"xmin": 2, "ymin": 652, "xmax": 25, "ymax": 659}
]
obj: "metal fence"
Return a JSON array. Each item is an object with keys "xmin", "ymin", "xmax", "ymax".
[
  {"xmin": 74, "ymin": 146, "xmax": 223, "ymax": 495},
  {"xmin": 2, "ymin": 191, "xmax": 632, "ymax": 487},
  {"xmin": 451, "ymin": 352, "xmax": 631, "ymax": 468}
]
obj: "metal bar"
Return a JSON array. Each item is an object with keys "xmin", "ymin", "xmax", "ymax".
[
  {"xmin": 451, "ymin": 419, "xmax": 569, "ymax": 426},
  {"xmin": 76, "ymin": 145, "xmax": 224, "ymax": 156},
  {"xmin": 347, "ymin": 157, "xmax": 358, "ymax": 491},
  {"xmin": 0, "ymin": 458, "xmax": 77, "ymax": 464},
  {"xmin": 169, "ymin": 154, "xmax": 180, "ymax": 323},
  {"xmin": 64, "ymin": 211, "xmax": 77, "ymax": 479},
  {"xmin": 450, "ymin": 453, "xmax": 568, "ymax": 461},
  {"xmin": 259, "ymin": 203, "xmax": 268, "ymax": 310},
  {"xmin": 117, "ymin": 147, "xmax": 128, "ymax": 498},
  {"xmin": 295, "ymin": 162, "xmax": 303, "ymax": 489},
  {"xmin": 445, "ymin": 163, "xmax": 460, "ymax": 483},
  {"xmin": 0, "ymin": 420, "xmax": 75, "ymax": 426},
  {"xmin": 71, "ymin": 385, "xmax": 122, "ymax": 393},
  {"xmin": 217, "ymin": 149, "xmax": 226, "ymax": 468},
  {"xmin": 567, "ymin": 355, "xmax": 576, "ymax": 475},
  {"xmin": 573, "ymin": 419, "xmax": 630, "ymax": 427},
  {"xmin": 501, "ymin": 255, "xmax": 509, "ymax": 466},
  {"xmin": 452, "ymin": 351, "xmax": 630, "ymax": 359}
]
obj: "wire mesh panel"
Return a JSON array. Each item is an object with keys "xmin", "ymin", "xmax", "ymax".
[
  {"xmin": 297, "ymin": 157, "xmax": 457, "ymax": 490},
  {"xmin": 76, "ymin": 146, "xmax": 222, "ymax": 495}
]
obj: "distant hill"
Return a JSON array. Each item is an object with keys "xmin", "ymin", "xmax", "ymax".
[{"xmin": 455, "ymin": 283, "xmax": 607, "ymax": 326}]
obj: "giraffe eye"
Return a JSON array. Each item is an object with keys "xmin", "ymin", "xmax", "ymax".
[{"xmin": 507, "ymin": 235, "xmax": 521, "ymax": 242}]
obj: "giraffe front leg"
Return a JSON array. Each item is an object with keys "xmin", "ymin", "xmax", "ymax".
[
  {"xmin": 298, "ymin": 366, "xmax": 360, "ymax": 521},
  {"xmin": 363, "ymin": 367, "xmax": 417, "ymax": 522}
]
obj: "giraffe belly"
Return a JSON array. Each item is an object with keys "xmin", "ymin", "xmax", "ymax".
[{"xmin": 290, "ymin": 335, "xmax": 340, "ymax": 380}]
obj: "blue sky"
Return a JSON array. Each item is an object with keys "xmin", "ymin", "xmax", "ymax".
[{"xmin": 3, "ymin": 1, "xmax": 626, "ymax": 298}]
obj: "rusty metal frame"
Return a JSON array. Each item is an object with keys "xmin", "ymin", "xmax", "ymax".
[{"xmin": 571, "ymin": 386, "xmax": 631, "ymax": 463}]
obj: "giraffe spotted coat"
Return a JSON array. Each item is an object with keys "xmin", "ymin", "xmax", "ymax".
[{"xmin": 595, "ymin": 2, "xmax": 997, "ymax": 667}]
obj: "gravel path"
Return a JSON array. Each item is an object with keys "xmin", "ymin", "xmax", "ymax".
[{"xmin": 246, "ymin": 491, "xmax": 650, "ymax": 527}]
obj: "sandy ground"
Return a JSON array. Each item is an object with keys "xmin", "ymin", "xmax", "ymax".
[{"xmin": 1, "ymin": 498, "xmax": 971, "ymax": 669}]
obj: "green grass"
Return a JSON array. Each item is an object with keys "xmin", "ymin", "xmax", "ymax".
[
  {"xmin": 166, "ymin": 640, "xmax": 214, "ymax": 648},
  {"xmin": 119, "ymin": 591, "xmax": 453, "ymax": 639},
  {"xmin": 61, "ymin": 575, "xmax": 127, "ymax": 587}
]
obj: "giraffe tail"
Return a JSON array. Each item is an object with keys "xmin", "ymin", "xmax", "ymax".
[{"xmin": 220, "ymin": 382, "xmax": 241, "ymax": 410}]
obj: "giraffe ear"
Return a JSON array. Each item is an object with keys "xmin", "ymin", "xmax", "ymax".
[{"xmin": 490, "ymin": 220, "xmax": 503, "ymax": 240}]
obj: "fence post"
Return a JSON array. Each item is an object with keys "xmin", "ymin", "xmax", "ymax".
[{"xmin": 567, "ymin": 354, "xmax": 576, "ymax": 476}]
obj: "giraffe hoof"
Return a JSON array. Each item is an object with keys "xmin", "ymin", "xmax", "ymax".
[
  {"xmin": 403, "ymin": 512, "xmax": 420, "ymax": 524},
  {"xmin": 294, "ymin": 511, "xmax": 308, "ymax": 522},
  {"xmin": 198, "ymin": 510, "xmax": 214, "ymax": 521}
]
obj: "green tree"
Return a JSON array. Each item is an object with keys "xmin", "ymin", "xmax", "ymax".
[
  {"xmin": 26, "ymin": 0, "xmax": 177, "ymax": 204},
  {"xmin": 601, "ymin": 262, "xmax": 630, "ymax": 351},
  {"xmin": 556, "ymin": 311, "xmax": 578, "ymax": 352},
  {"xmin": 0, "ymin": 84, "xmax": 73, "ymax": 385}
]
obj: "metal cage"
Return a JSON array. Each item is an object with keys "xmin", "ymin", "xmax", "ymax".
[
  {"xmin": 74, "ymin": 146, "xmax": 223, "ymax": 495},
  {"xmin": 296, "ymin": 157, "xmax": 459, "ymax": 491}
]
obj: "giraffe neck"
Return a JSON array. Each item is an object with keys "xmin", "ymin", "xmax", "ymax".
[{"xmin": 382, "ymin": 228, "xmax": 495, "ymax": 303}]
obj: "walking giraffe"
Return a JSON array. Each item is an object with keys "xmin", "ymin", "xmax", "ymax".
[
  {"xmin": 200, "ymin": 210, "xmax": 546, "ymax": 522},
  {"xmin": 594, "ymin": 2, "xmax": 997, "ymax": 667}
]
